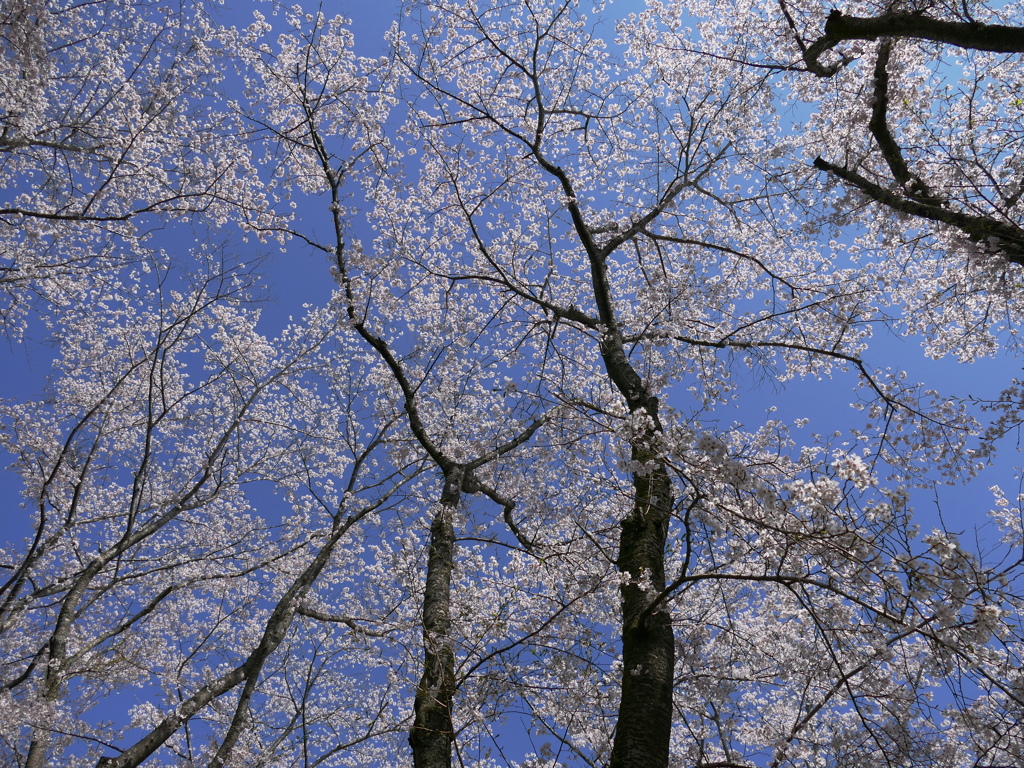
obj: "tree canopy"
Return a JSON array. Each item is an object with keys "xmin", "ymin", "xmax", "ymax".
[{"xmin": 2, "ymin": 1, "xmax": 1024, "ymax": 767}]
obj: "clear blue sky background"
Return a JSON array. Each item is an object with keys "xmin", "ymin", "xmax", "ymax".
[
  {"xmin": 241, "ymin": 0, "xmax": 1023, "ymax": 540},
  {"xmin": 3, "ymin": 0, "xmax": 1020, "ymax": 624},
  {"xmin": 1, "ymin": 0, "xmax": 1021, "ymax": 757},
  {"xmin": 3, "ymin": 0, "xmax": 1019, "ymax": 586}
]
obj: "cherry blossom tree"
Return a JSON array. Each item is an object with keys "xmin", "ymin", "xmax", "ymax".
[
  {"xmin": 372, "ymin": 3, "xmax": 1024, "ymax": 765},
  {"xmin": 665, "ymin": 0, "xmax": 1024, "ymax": 361},
  {"xmin": 0, "ymin": 5, "xmax": 422, "ymax": 764},
  {"xmin": 237, "ymin": 12, "xmax": 589, "ymax": 766},
  {"xmin": 3, "ymin": 1, "xmax": 1024, "ymax": 768},
  {"xmin": 0, "ymin": 256, "xmax": 433, "ymax": 767},
  {"xmin": 0, "ymin": 0, "xmax": 274, "ymax": 334},
  {"xmin": 243, "ymin": 2, "xmax": 1024, "ymax": 766}
]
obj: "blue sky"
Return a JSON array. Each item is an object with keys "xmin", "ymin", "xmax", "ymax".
[
  {"xmin": 2, "ymin": 1, "xmax": 1022, "ymax": 762},
  {"xmin": 5, "ymin": 0, "xmax": 1019, "ymax": 595},
  {"xmin": 3, "ymin": 0, "xmax": 1020, "ymax": 626},
  {"xmin": 249, "ymin": 0, "xmax": 1023, "ymax": 541}
]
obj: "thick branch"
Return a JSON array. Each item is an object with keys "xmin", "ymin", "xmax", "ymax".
[
  {"xmin": 824, "ymin": 10, "xmax": 1024, "ymax": 53},
  {"xmin": 814, "ymin": 156, "xmax": 1024, "ymax": 265},
  {"xmin": 866, "ymin": 40, "xmax": 941, "ymax": 205}
]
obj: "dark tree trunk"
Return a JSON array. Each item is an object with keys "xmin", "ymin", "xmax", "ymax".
[
  {"xmin": 409, "ymin": 470, "xmax": 461, "ymax": 768},
  {"xmin": 608, "ymin": 427, "xmax": 676, "ymax": 768},
  {"xmin": 597, "ymin": 331, "xmax": 676, "ymax": 768},
  {"xmin": 533, "ymin": 142, "xmax": 678, "ymax": 768}
]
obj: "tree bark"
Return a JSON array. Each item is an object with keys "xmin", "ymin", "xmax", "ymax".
[
  {"xmin": 409, "ymin": 470, "xmax": 461, "ymax": 768},
  {"xmin": 823, "ymin": 10, "xmax": 1024, "ymax": 53},
  {"xmin": 608, "ymin": 417, "xmax": 676, "ymax": 768},
  {"xmin": 812, "ymin": 156, "xmax": 1024, "ymax": 265},
  {"xmin": 593, "ymin": 324, "xmax": 676, "ymax": 768}
]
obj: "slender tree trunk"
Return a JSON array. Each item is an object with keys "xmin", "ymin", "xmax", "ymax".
[
  {"xmin": 609, "ymin": 431, "xmax": 675, "ymax": 768},
  {"xmin": 409, "ymin": 470, "xmax": 461, "ymax": 768}
]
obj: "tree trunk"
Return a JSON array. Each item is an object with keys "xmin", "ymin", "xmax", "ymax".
[
  {"xmin": 590, "ymin": 319, "xmax": 677, "ymax": 768},
  {"xmin": 609, "ymin": 432, "xmax": 676, "ymax": 768},
  {"xmin": 409, "ymin": 470, "xmax": 460, "ymax": 768}
]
